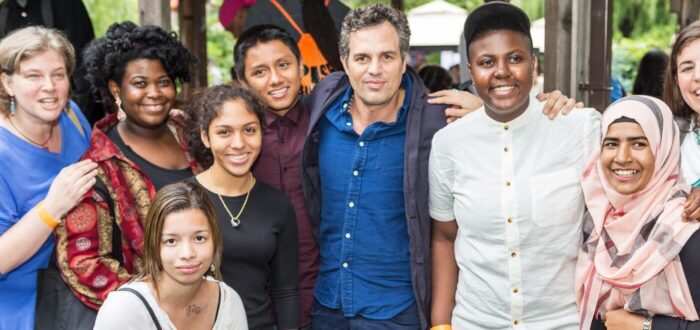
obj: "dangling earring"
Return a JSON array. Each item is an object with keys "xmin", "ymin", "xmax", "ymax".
[
  {"xmin": 9, "ymin": 95, "xmax": 15, "ymax": 116},
  {"xmin": 210, "ymin": 264, "xmax": 215, "ymax": 273},
  {"xmin": 115, "ymin": 98, "xmax": 126, "ymax": 121}
]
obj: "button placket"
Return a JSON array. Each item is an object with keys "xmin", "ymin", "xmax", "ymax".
[{"xmin": 502, "ymin": 121, "xmax": 523, "ymax": 324}]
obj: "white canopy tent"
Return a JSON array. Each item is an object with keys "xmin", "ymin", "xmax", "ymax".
[
  {"xmin": 531, "ymin": 17, "xmax": 545, "ymax": 52},
  {"xmin": 407, "ymin": 0, "xmax": 468, "ymax": 52}
]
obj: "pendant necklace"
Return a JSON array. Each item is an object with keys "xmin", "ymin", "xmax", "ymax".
[
  {"xmin": 210, "ymin": 170, "xmax": 254, "ymax": 228},
  {"xmin": 8, "ymin": 116, "xmax": 54, "ymax": 150}
]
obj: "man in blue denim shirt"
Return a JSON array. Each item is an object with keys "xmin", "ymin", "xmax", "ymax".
[{"xmin": 301, "ymin": 4, "xmax": 447, "ymax": 329}]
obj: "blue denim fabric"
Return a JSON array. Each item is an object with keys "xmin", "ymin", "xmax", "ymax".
[
  {"xmin": 311, "ymin": 299, "xmax": 420, "ymax": 330},
  {"xmin": 314, "ymin": 76, "xmax": 415, "ymax": 319}
]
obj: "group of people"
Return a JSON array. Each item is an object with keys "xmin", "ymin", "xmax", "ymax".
[{"xmin": 2, "ymin": 1, "xmax": 700, "ymax": 330}]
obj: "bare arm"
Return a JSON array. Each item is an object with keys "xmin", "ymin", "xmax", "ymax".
[
  {"xmin": 0, "ymin": 160, "xmax": 97, "ymax": 275},
  {"xmin": 431, "ymin": 219, "xmax": 459, "ymax": 326}
]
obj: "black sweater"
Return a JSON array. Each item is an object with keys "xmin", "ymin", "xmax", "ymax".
[{"xmin": 190, "ymin": 178, "xmax": 299, "ymax": 330}]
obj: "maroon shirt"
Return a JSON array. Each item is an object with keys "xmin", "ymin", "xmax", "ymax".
[{"xmin": 252, "ymin": 99, "xmax": 319, "ymax": 327}]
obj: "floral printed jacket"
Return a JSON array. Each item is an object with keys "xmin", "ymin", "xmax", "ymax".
[{"xmin": 54, "ymin": 113, "xmax": 200, "ymax": 309}]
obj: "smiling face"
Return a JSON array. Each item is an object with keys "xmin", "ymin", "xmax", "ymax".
[
  {"xmin": 468, "ymin": 29, "xmax": 535, "ymax": 122},
  {"xmin": 676, "ymin": 39, "xmax": 700, "ymax": 114},
  {"xmin": 109, "ymin": 59, "xmax": 176, "ymax": 128},
  {"xmin": 241, "ymin": 40, "xmax": 302, "ymax": 116},
  {"xmin": 159, "ymin": 208, "xmax": 213, "ymax": 286},
  {"xmin": 601, "ymin": 122, "xmax": 656, "ymax": 195},
  {"xmin": 341, "ymin": 21, "xmax": 408, "ymax": 109},
  {"xmin": 201, "ymin": 99, "xmax": 262, "ymax": 179},
  {"xmin": 1, "ymin": 49, "xmax": 70, "ymax": 122}
]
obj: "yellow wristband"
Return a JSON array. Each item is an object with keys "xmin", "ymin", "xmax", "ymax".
[
  {"xmin": 430, "ymin": 325, "xmax": 452, "ymax": 330},
  {"xmin": 38, "ymin": 202, "xmax": 60, "ymax": 228}
]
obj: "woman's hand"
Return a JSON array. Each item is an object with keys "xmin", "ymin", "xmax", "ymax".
[
  {"xmin": 427, "ymin": 89, "xmax": 483, "ymax": 124},
  {"xmin": 536, "ymin": 90, "xmax": 584, "ymax": 120},
  {"xmin": 43, "ymin": 160, "xmax": 98, "ymax": 218},
  {"xmin": 603, "ymin": 309, "xmax": 647, "ymax": 330},
  {"xmin": 684, "ymin": 186, "xmax": 700, "ymax": 221}
]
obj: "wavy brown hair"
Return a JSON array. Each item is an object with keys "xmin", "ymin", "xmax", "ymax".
[{"xmin": 663, "ymin": 21, "xmax": 700, "ymax": 130}]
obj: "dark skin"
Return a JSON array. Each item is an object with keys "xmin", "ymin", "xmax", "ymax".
[
  {"xmin": 108, "ymin": 59, "xmax": 190, "ymax": 170},
  {"xmin": 430, "ymin": 29, "xmax": 700, "ymax": 327}
]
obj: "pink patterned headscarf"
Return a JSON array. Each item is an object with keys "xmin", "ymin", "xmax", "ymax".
[{"xmin": 577, "ymin": 95, "xmax": 700, "ymax": 329}]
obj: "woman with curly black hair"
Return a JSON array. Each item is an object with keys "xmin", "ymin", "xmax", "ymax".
[{"xmin": 52, "ymin": 21, "xmax": 201, "ymax": 327}]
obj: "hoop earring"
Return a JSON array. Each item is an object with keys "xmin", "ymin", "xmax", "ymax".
[
  {"xmin": 9, "ymin": 95, "xmax": 15, "ymax": 116},
  {"xmin": 115, "ymin": 98, "xmax": 126, "ymax": 121}
]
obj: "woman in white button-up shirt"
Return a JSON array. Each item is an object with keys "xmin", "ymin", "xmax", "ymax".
[{"xmin": 429, "ymin": 3, "xmax": 601, "ymax": 329}]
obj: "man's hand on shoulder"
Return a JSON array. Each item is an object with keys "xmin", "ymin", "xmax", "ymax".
[
  {"xmin": 537, "ymin": 90, "xmax": 584, "ymax": 120},
  {"xmin": 427, "ymin": 89, "xmax": 483, "ymax": 124}
]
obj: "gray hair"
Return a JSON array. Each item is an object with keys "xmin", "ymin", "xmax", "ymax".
[{"xmin": 338, "ymin": 4, "xmax": 411, "ymax": 59}]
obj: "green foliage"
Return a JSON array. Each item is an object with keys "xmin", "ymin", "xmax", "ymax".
[
  {"xmin": 83, "ymin": 0, "xmax": 139, "ymax": 37},
  {"xmin": 206, "ymin": 1, "xmax": 236, "ymax": 83},
  {"xmin": 612, "ymin": 25, "xmax": 676, "ymax": 94},
  {"xmin": 608, "ymin": 0, "xmax": 677, "ymax": 92},
  {"xmin": 613, "ymin": 0, "xmax": 674, "ymax": 39}
]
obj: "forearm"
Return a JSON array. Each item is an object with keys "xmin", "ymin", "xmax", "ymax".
[
  {"xmin": 0, "ymin": 201, "xmax": 64, "ymax": 274},
  {"xmin": 431, "ymin": 232, "xmax": 458, "ymax": 325}
]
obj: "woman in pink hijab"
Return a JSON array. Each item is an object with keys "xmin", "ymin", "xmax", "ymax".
[{"xmin": 577, "ymin": 95, "xmax": 700, "ymax": 330}]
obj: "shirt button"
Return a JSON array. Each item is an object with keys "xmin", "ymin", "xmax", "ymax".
[
  {"xmin": 348, "ymin": 201, "xmax": 355, "ymax": 208},
  {"xmin": 353, "ymin": 170, "xmax": 359, "ymax": 176},
  {"xmin": 507, "ymin": 217, "xmax": 513, "ymax": 224},
  {"xmin": 504, "ymin": 147, "xmax": 509, "ymax": 152},
  {"xmin": 511, "ymin": 252, "xmax": 517, "ymax": 257},
  {"xmin": 505, "ymin": 181, "xmax": 511, "ymax": 187},
  {"xmin": 359, "ymin": 141, "xmax": 365, "ymax": 147},
  {"xmin": 514, "ymin": 320, "xmax": 520, "ymax": 325},
  {"xmin": 345, "ymin": 233, "xmax": 351, "ymax": 239},
  {"xmin": 342, "ymin": 262, "xmax": 348, "ymax": 268},
  {"xmin": 513, "ymin": 288, "xmax": 519, "ymax": 293},
  {"xmin": 504, "ymin": 124, "xmax": 509, "ymax": 130}
]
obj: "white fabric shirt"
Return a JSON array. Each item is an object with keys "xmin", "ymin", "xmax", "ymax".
[
  {"xmin": 681, "ymin": 131, "xmax": 700, "ymax": 186},
  {"xmin": 94, "ymin": 278, "xmax": 248, "ymax": 330},
  {"xmin": 429, "ymin": 98, "xmax": 600, "ymax": 329}
]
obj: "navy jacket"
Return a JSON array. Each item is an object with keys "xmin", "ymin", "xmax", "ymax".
[{"xmin": 301, "ymin": 67, "xmax": 446, "ymax": 329}]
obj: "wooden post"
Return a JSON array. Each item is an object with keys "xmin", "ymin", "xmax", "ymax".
[
  {"xmin": 544, "ymin": 0, "xmax": 574, "ymax": 96},
  {"xmin": 582, "ymin": 0, "xmax": 612, "ymax": 111},
  {"xmin": 139, "ymin": 0, "xmax": 171, "ymax": 30},
  {"xmin": 545, "ymin": 0, "xmax": 612, "ymax": 111},
  {"xmin": 179, "ymin": 0, "xmax": 207, "ymax": 95},
  {"xmin": 671, "ymin": 0, "xmax": 700, "ymax": 28}
]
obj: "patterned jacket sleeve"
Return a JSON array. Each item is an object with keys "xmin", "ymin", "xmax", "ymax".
[{"xmin": 54, "ymin": 187, "xmax": 134, "ymax": 310}]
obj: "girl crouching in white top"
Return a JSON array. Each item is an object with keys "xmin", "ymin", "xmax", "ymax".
[{"xmin": 94, "ymin": 181, "xmax": 247, "ymax": 329}]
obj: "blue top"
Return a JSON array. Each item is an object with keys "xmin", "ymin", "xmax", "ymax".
[
  {"xmin": 315, "ymin": 76, "xmax": 415, "ymax": 319},
  {"xmin": 0, "ymin": 101, "xmax": 91, "ymax": 330}
]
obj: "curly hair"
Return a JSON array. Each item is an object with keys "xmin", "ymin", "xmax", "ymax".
[
  {"xmin": 186, "ymin": 84, "xmax": 266, "ymax": 168},
  {"xmin": 82, "ymin": 21, "xmax": 197, "ymax": 111},
  {"xmin": 339, "ymin": 4, "xmax": 410, "ymax": 60}
]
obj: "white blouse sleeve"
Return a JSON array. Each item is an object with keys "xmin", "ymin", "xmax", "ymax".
[{"xmin": 94, "ymin": 290, "xmax": 154, "ymax": 330}]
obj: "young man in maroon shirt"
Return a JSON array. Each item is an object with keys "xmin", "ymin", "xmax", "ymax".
[{"xmin": 234, "ymin": 24, "xmax": 317, "ymax": 328}]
